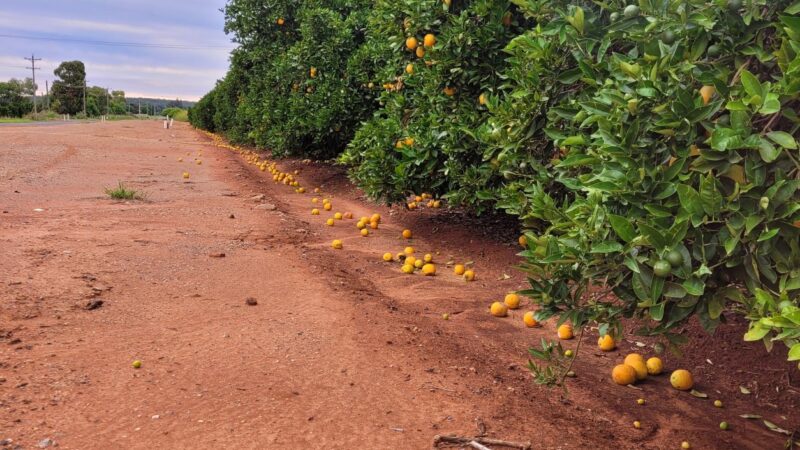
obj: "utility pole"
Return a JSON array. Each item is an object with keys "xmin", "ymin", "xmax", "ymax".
[
  {"xmin": 24, "ymin": 53, "xmax": 41, "ymax": 114},
  {"xmin": 45, "ymin": 80, "xmax": 50, "ymax": 110},
  {"xmin": 106, "ymin": 87, "xmax": 110, "ymax": 116},
  {"xmin": 83, "ymin": 79, "xmax": 87, "ymax": 116}
]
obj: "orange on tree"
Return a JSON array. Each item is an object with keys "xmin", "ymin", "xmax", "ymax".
[
  {"xmin": 405, "ymin": 36, "xmax": 418, "ymax": 50},
  {"xmin": 670, "ymin": 369, "xmax": 694, "ymax": 390},
  {"xmin": 700, "ymin": 85, "xmax": 715, "ymax": 105},
  {"xmin": 415, "ymin": 46, "xmax": 425, "ymax": 58},
  {"xmin": 478, "ymin": 93, "xmax": 487, "ymax": 105},
  {"xmin": 406, "ymin": 63, "xmax": 414, "ymax": 75},
  {"xmin": 598, "ymin": 334, "xmax": 616, "ymax": 351},
  {"xmin": 277, "ymin": 17, "xmax": 285, "ymax": 25},
  {"xmin": 443, "ymin": 86, "xmax": 456, "ymax": 96},
  {"xmin": 557, "ymin": 323, "xmax": 574, "ymax": 340},
  {"xmin": 453, "ymin": 264, "xmax": 465, "ymax": 275},
  {"xmin": 490, "ymin": 301, "xmax": 508, "ymax": 317},
  {"xmin": 523, "ymin": 311, "xmax": 538, "ymax": 327},
  {"xmin": 423, "ymin": 33, "xmax": 436, "ymax": 48},
  {"xmin": 504, "ymin": 293, "xmax": 520, "ymax": 309},
  {"xmin": 612, "ymin": 364, "xmax": 637, "ymax": 385}
]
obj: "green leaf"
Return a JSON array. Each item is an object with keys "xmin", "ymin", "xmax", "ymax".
[
  {"xmin": 699, "ymin": 174, "xmax": 723, "ymax": 216},
  {"xmin": 591, "ymin": 241, "xmax": 623, "ymax": 253},
  {"xmin": 676, "ymin": 184, "xmax": 705, "ymax": 219},
  {"xmin": 609, "ymin": 214, "xmax": 636, "ymax": 242},
  {"xmin": 744, "ymin": 324, "xmax": 770, "ymax": 341},
  {"xmin": 767, "ymin": 131, "xmax": 797, "ymax": 149},
  {"xmin": 789, "ymin": 343, "xmax": 800, "ymax": 361},
  {"xmin": 638, "ymin": 223, "xmax": 668, "ymax": 249},
  {"xmin": 740, "ymin": 70, "xmax": 763, "ymax": 98}
]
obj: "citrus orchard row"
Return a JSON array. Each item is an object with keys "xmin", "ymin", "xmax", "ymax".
[{"xmin": 191, "ymin": 0, "xmax": 800, "ymax": 364}]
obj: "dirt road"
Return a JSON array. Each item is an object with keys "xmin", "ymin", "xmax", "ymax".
[{"xmin": 1, "ymin": 121, "xmax": 797, "ymax": 449}]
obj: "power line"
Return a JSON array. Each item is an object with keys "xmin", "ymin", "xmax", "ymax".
[{"xmin": 0, "ymin": 33, "xmax": 234, "ymax": 50}]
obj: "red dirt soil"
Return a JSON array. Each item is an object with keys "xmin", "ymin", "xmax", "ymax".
[{"xmin": 1, "ymin": 121, "xmax": 798, "ymax": 449}]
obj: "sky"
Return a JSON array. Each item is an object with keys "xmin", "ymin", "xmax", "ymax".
[{"xmin": 0, "ymin": 0, "xmax": 235, "ymax": 101}]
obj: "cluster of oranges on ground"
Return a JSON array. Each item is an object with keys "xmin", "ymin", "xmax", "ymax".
[{"xmin": 405, "ymin": 192, "xmax": 442, "ymax": 210}]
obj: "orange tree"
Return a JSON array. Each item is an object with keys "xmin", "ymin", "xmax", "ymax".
[
  {"xmin": 190, "ymin": 0, "xmax": 373, "ymax": 158},
  {"xmin": 340, "ymin": 0, "xmax": 521, "ymax": 207},
  {"xmin": 486, "ymin": 0, "xmax": 800, "ymax": 361}
]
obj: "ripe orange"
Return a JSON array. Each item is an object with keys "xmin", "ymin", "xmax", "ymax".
[
  {"xmin": 423, "ymin": 253, "xmax": 433, "ymax": 263},
  {"xmin": 598, "ymin": 334, "xmax": 616, "ymax": 351},
  {"xmin": 433, "ymin": 200, "xmax": 441, "ymax": 208},
  {"xmin": 332, "ymin": 239, "xmax": 343, "ymax": 249},
  {"xmin": 523, "ymin": 311, "xmax": 538, "ymax": 327},
  {"xmin": 670, "ymin": 369, "xmax": 694, "ymax": 390},
  {"xmin": 478, "ymin": 93, "xmax": 487, "ymax": 105},
  {"xmin": 628, "ymin": 360, "xmax": 648, "ymax": 380},
  {"xmin": 323, "ymin": 203, "xmax": 332, "ymax": 211},
  {"xmin": 423, "ymin": 33, "xmax": 436, "ymax": 48},
  {"xmin": 402, "ymin": 229, "xmax": 412, "ymax": 239},
  {"xmin": 490, "ymin": 301, "xmax": 508, "ymax": 317},
  {"xmin": 404, "ymin": 246, "xmax": 414, "ymax": 255},
  {"xmin": 700, "ymin": 85, "xmax": 715, "ymax": 105},
  {"xmin": 405, "ymin": 137, "xmax": 414, "ymax": 147},
  {"xmin": 343, "ymin": 212, "xmax": 353, "ymax": 219},
  {"xmin": 369, "ymin": 221, "xmax": 379, "ymax": 229},
  {"xmin": 182, "ymin": 172, "xmax": 190, "ymax": 179},
  {"xmin": 415, "ymin": 46, "xmax": 425, "ymax": 58},
  {"xmin": 504, "ymin": 293, "xmax": 520, "ymax": 309},
  {"xmin": 557, "ymin": 324, "xmax": 573, "ymax": 340},
  {"xmin": 405, "ymin": 36, "xmax": 418, "ymax": 50},
  {"xmin": 277, "ymin": 17, "xmax": 285, "ymax": 25},
  {"xmin": 422, "ymin": 263, "xmax": 436, "ymax": 276},
  {"xmin": 310, "ymin": 67, "xmax": 318, "ymax": 78},
  {"xmin": 453, "ymin": 264, "xmax": 465, "ymax": 275},
  {"xmin": 360, "ymin": 228, "xmax": 369, "ymax": 237},
  {"xmin": 311, "ymin": 208, "xmax": 320, "ymax": 215},
  {"xmin": 334, "ymin": 212, "xmax": 343, "ymax": 220},
  {"xmin": 383, "ymin": 252, "xmax": 393, "ymax": 261},
  {"xmin": 405, "ymin": 256, "xmax": 417, "ymax": 266},
  {"xmin": 370, "ymin": 213, "xmax": 381, "ymax": 223},
  {"xmin": 612, "ymin": 364, "xmax": 637, "ymax": 385},
  {"xmin": 326, "ymin": 218, "xmax": 335, "ymax": 226},
  {"xmin": 414, "ymin": 259, "xmax": 424, "ymax": 269},
  {"xmin": 624, "ymin": 353, "xmax": 644, "ymax": 366},
  {"xmin": 401, "ymin": 264, "xmax": 415, "ymax": 274},
  {"xmin": 406, "ymin": 63, "xmax": 414, "ymax": 75},
  {"xmin": 463, "ymin": 269, "xmax": 475, "ymax": 281},
  {"xmin": 356, "ymin": 221, "xmax": 366, "ymax": 229},
  {"xmin": 443, "ymin": 86, "xmax": 456, "ymax": 96},
  {"xmin": 646, "ymin": 357, "xmax": 663, "ymax": 375}
]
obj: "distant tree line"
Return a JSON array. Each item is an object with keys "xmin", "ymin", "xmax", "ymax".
[{"xmin": 1, "ymin": 59, "xmax": 192, "ymax": 118}]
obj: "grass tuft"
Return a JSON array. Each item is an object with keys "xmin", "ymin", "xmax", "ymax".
[{"xmin": 105, "ymin": 182, "xmax": 145, "ymax": 200}]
